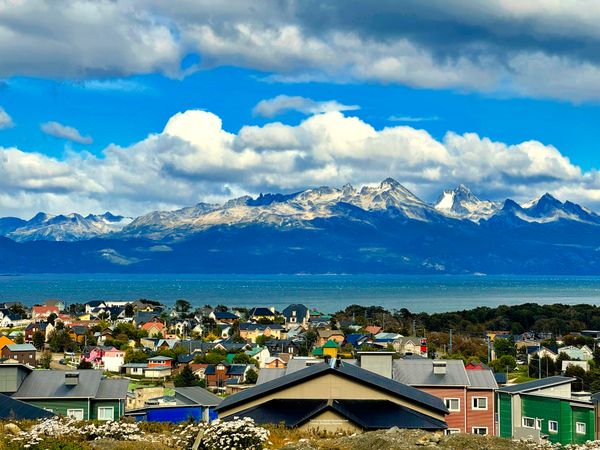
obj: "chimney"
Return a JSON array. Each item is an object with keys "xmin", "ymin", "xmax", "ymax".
[
  {"xmin": 65, "ymin": 372, "xmax": 80, "ymax": 386},
  {"xmin": 433, "ymin": 361, "xmax": 447, "ymax": 375},
  {"xmin": 358, "ymin": 352, "xmax": 394, "ymax": 379}
]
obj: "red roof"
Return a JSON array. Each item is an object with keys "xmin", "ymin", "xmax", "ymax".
[{"xmin": 32, "ymin": 305, "xmax": 59, "ymax": 315}]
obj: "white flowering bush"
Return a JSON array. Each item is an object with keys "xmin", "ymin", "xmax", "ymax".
[
  {"xmin": 169, "ymin": 421, "xmax": 207, "ymax": 449},
  {"xmin": 197, "ymin": 417, "xmax": 269, "ymax": 450},
  {"xmin": 523, "ymin": 439, "xmax": 600, "ymax": 450}
]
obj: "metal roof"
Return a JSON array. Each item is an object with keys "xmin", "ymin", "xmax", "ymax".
[
  {"xmin": 13, "ymin": 370, "xmax": 103, "ymax": 399},
  {"xmin": 175, "ymin": 386, "xmax": 222, "ymax": 406},
  {"xmin": 95, "ymin": 379, "xmax": 129, "ymax": 399},
  {"xmin": 497, "ymin": 376, "xmax": 575, "ymax": 394},
  {"xmin": 257, "ymin": 368, "xmax": 286, "ymax": 385},
  {"xmin": 0, "ymin": 393, "xmax": 56, "ymax": 419},
  {"xmin": 393, "ymin": 359, "xmax": 470, "ymax": 387},
  {"xmin": 465, "ymin": 369, "xmax": 498, "ymax": 389},
  {"xmin": 6, "ymin": 344, "xmax": 37, "ymax": 352},
  {"xmin": 217, "ymin": 361, "xmax": 447, "ymax": 415}
]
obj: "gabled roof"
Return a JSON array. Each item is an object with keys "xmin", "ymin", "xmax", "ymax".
[
  {"xmin": 6, "ymin": 343, "xmax": 36, "ymax": 352},
  {"xmin": 497, "ymin": 376, "xmax": 575, "ymax": 394},
  {"xmin": 281, "ymin": 304, "xmax": 308, "ymax": 318},
  {"xmin": 239, "ymin": 323, "xmax": 284, "ymax": 331},
  {"xmin": 465, "ymin": 369, "xmax": 498, "ymax": 389},
  {"xmin": 216, "ymin": 361, "xmax": 447, "ymax": 415},
  {"xmin": 393, "ymin": 359, "xmax": 470, "ymax": 387},
  {"xmin": 248, "ymin": 307, "xmax": 277, "ymax": 317},
  {"xmin": 175, "ymin": 386, "xmax": 222, "ymax": 406},
  {"xmin": 0, "ymin": 393, "xmax": 56, "ymax": 419},
  {"xmin": 13, "ymin": 370, "xmax": 111, "ymax": 399},
  {"xmin": 213, "ymin": 311, "xmax": 239, "ymax": 320}
]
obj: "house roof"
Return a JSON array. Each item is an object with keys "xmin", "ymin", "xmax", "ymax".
[
  {"xmin": 13, "ymin": 370, "xmax": 111, "ymax": 399},
  {"xmin": 216, "ymin": 361, "xmax": 448, "ymax": 415},
  {"xmin": 257, "ymin": 368, "xmax": 287, "ymax": 385},
  {"xmin": 239, "ymin": 323, "xmax": 284, "ymax": 331},
  {"xmin": 148, "ymin": 355, "xmax": 173, "ymax": 361},
  {"xmin": 393, "ymin": 359, "xmax": 471, "ymax": 387},
  {"xmin": 322, "ymin": 340, "xmax": 339, "ymax": 348},
  {"xmin": 6, "ymin": 343, "xmax": 36, "ymax": 352},
  {"xmin": 213, "ymin": 311, "xmax": 239, "ymax": 320},
  {"xmin": 0, "ymin": 393, "xmax": 56, "ymax": 419},
  {"xmin": 497, "ymin": 376, "xmax": 575, "ymax": 394},
  {"xmin": 249, "ymin": 307, "xmax": 277, "ymax": 317},
  {"xmin": 465, "ymin": 369, "xmax": 498, "ymax": 389},
  {"xmin": 96, "ymin": 379, "xmax": 129, "ymax": 399},
  {"xmin": 175, "ymin": 386, "xmax": 222, "ymax": 406},
  {"xmin": 281, "ymin": 304, "xmax": 308, "ymax": 318}
]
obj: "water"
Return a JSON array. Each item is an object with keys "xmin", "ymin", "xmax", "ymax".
[{"xmin": 2, "ymin": 274, "xmax": 600, "ymax": 313}]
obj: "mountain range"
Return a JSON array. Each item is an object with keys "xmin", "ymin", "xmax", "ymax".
[{"xmin": 2, "ymin": 178, "xmax": 600, "ymax": 274}]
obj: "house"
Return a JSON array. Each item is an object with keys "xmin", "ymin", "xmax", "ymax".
[
  {"xmin": 68, "ymin": 325, "xmax": 89, "ymax": 344},
  {"xmin": 527, "ymin": 346, "xmax": 558, "ymax": 362},
  {"xmin": 103, "ymin": 348, "xmax": 125, "ymax": 372},
  {"xmin": 25, "ymin": 322, "xmax": 53, "ymax": 343},
  {"xmin": 148, "ymin": 356, "xmax": 173, "ymax": 368},
  {"xmin": 9, "ymin": 369, "xmax": 128, "ymax": 420},
  {"xmin": 44, "ymin": 299, "xmax": 65, "ymax": 311},
  {"xmin": 393, "ymin": 358, "xmax": 497, "ymax": 435},
  {"xmin": 364, "ymin": 326, "xmax": 382, "ymax": 335},
  {"xmin": 125, "ymin": 386, "xmax": 221, "ymax": 423},
  {"xmin": 0, "ymin": 335, "xmax": 15, "ymax": 350},
  {"xmin": 31, "ymin": 305, "xmax": 59, "ymax": 321},
  {"xmin": 264, "ymin": 357, "xmax": 287, "ymax": 368},
  {"xmin": 1, "ymin": 344, "xmax": 37, "ymax": 365},
  {"xmin": 497, "ymin": 376, "xmax": 595, "ymax": 445},
  {"xmin": 558, "ymin": 345, "xmax": 593, "ymax": 361},
  {"xmin": 248, "ymin": 307, "xmax": 278, "ymax": 322},
  {"xmin": 281, "ymin": 304, "xmax": 310, "ymax": 329},
  {"xmin": 0, "ymin": 393, "xmax": 56, "ymax": 420},
  {"xmin": 239, "ymin": 323, "xmax": 286, "ymax": 343},
  {"xmin": 0, "ymin": 313, "xmax": 28, "ymax": 328},
  {"xmin": 312, "ymin": 340, "xmax": 339, "ymax": 359},
  {"xmin": 209, "ymin": 310, "xmax": 239, "ymax": 324},
  {"xmin": 317, "ymin": 329, "xmax": 345, "ymax": 346},
  {"xmin": 345, "ymin": 333, "xmax": 372, "ymax": 348},
  {"xmin": 216, "ymin": 360, "xmax": 449, "ymax": 432},
  {"xmin": 204, "ymin": 362, "xmax": 252, "ymax": 389},
  {"xmin": 265, "ymin": 338, "xmax": 302, "ymax": 356},
  {"xmin": 84, "ymin": 301, "xmax": 107, "ymax": 314},
  {"xmin": 141, "ymin": 320, "xmax": 165, "ymax": 337}
]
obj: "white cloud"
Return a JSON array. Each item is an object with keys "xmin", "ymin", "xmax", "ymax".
[
  {"xmin": 0, "ymin": 106, "xmax": 13, "ymax": 129},
  {"xmin": 1, "ymin": 109, "xmax": 600, "ymax": 218},
  {"xmin": 40, "ymin": 121, "xmax": 93, "ymax": 144},
  {"xmin": 2, "ymin": 1, "xmax": 600, "ymax": 101},
  {"xmin": 253, "ymin": 95, "xmax": 360, "ymax": 118}
]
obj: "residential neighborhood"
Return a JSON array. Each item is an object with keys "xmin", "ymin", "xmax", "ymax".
[{"xmin": 1, "ymin": 298, "xmax": 600, "ymax": 446}]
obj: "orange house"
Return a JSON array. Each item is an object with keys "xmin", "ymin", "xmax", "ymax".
[
  {"xmin": 141, "ymin": 321, "xmax": 165, "ymax": 337},
  {"xmin": 0, "ymin": 335, "xmax": 15, "ymax": 350}
]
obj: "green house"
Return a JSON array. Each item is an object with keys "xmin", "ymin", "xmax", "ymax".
[
  {"xmin": 3, "ymin": 367, "xmax": 129, "ymax": 421},
  {"xmin": 497, "ymin": 376, "xmax": 595, "ymax": 445}
]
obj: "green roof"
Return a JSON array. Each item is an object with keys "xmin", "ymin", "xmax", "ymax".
[
  {"xmin": 312, "ymin": 347, "xmax": 324, "ymax": 356},
  {"xmin": 323, "ymin": 340, "xmax": 339, "ymax": 348}
]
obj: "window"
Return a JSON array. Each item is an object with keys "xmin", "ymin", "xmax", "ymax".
[
  {"xmin": 67, "ymin": 409, "xmax": 84, "ymax": 420},
  {"xmin": 549, "ymin": 421, "xmax": 558, "ymax": 433},
  {"xmin": 444, "ymin": 398, "xmax": 460, "ymax": 412},
  {"xmin": 472, "ymin": 397, "xmax": 488, "ymax": 410},
  {"xmin": 445, "ymin": 429, "xmax": 460, "ymax": 435},
  {"xmin": 536, "ymin": 418, "xmax": 542, "ymax": 430},
  {"xmin": 97, "ymin": 407, "xmax": 114, "ymax": 421},
  {"xmin": 522, "ymin": 417, "xmax": 535, "ymax": 428},
  {"xmin": 472, "ymin": 427, "xmax": 488, "ymax": 435},
  {"xmin": 576, "ymin": 422, "xmax": 586, "ymax": 434}
]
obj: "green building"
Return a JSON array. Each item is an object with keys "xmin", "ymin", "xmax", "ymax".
[
  {"xmin": 497, "ymin": 376, "xmax": 595, "ymax": 445},
  {"xmin": 0, "ymin": 364, "xmax": 128, "ymax": 420}
]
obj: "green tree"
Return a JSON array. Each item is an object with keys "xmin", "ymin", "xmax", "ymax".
[
  {"xmin": 47, "ymin": 329, "xmax": 74, "ymax": 353},
  {"xmin": 255, "ymin": 335, "xmax": 272, "ymax": 346},
  {"xmin": 489, "ymin": 355, "xmax": 516, "ymax": 373},
  {"xmin": 77, "ymin": 360, "xmax": 93, "ymax": 370},
  {"xmin": 245, "ymin": 368, "xmax": 258, "ymax": 384},
  {"xmin": 14, "ymin": 334, "xmax": 24, "ymax": 344},
  {"xmin": 174, "ymin": 299, "xmax": 192, "ymax": 314},
  {"xmin": 46, "ymin": 313, "xmax": 57, "ymax": 325},
  {"xmin": 565, "ymin": 364, "xmax": 586, "ymax": 391},
  {"xmin": 232, "ymin": 353, "xmax": 259, "ymax": 367},
  {"xmin": 32, "ymin": 330, "xmax": 46, "ymax": 350},
  {"xmin": 38, "ymin": 350, "xmax": 52, "ymax": 369},
  {"xmin": 124, "ymin": 303, "xmax": 135, "ymax": 317},
  {"xmin": 494, "ymin": 338, "xmax": 516, "ymax": 358},
  {"xmin": 125, "ymin": 349, "xmax": 149, "ymax": 363},
  {"xmin": 173, "ymin": 364, "xmax": 204, "ymax": 387}
]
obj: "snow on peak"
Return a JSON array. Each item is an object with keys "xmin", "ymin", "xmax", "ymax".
[{"xmin": 434, "ymin": 185, "xmax": 498, "ymax": 221}]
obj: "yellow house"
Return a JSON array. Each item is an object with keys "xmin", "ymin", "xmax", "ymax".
[
  {"xmin": 215, "ymin": 360, "xmax": 449, "ymax": 433},
  {"xmin": 239, "ymin": 323, "xmax": 286, "ymax": 343},
  {"xmin": 313, "ymin": 340, "xmax": 339, "ymax": 358}
]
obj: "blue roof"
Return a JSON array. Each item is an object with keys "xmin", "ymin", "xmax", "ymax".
[
  {"xmin": 214, "ymin": 311, "xmax": 239, "ymax": 319},
  {"xmin": 497, "ymin": 376, "xmax": 574, "ymax": 394},
  {"xmin": 0, "ymin": 393, "xmax": 56, "ymax": 419}
]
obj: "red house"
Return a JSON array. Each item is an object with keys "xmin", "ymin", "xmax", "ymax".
[{"xmin": 394, "ymin": 359, "xmax": 497, "ymax": 435}]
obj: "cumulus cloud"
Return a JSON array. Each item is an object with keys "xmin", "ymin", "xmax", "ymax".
[
  {"xmin": 1, "ymin": 109, "xmax": 599, "ymax": 218},
  {"xmin": 253, "ymin": 95, "xmax": 360, "ymax": 118},
  {"xmin": 41, "ymin": 121, "xmax": 93, "ymax": 144},
  {"xmin": 2, "ymin": 1, "xmax": 600, "ymax": 101},
  {"xmin": 0, "ymin": 106, "xmax": 13, "ymax": 128}
]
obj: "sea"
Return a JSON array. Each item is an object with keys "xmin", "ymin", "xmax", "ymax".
[{"xmin": 2, "ymin": 274, "xmax": 600, "ymax": 313}]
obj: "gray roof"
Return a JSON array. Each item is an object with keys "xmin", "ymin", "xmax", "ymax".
[
  {"xmin": 96, "ymin": 379, "xmax": 129, "ymax": 399},
  {"xmin": 465, "ymin": 370, "xmax": 498, "ymax": 389},
  {"xmin": 497, "ymin": 376, "xmax": 575, "ymax": 394},
  {"xmin": 175, "ymin": 386, "xmax": 222, "ymax": 406},
  {"xmin": 257, "ymin": 368, "xmax": 287, "ymax": 385},
  {"xmin": 13, "ymin": 370, "xmax": 104, "ymax": 399},
  {"xmin": 217, "ymin": 361, "xmax": 447, "ymax": 415},
  {"xmin": 393, "ymin": 360, "xmax": 470, "ymax": 387},
  {"xmin": 6, "ymin": 344, "xmax": 36, "ymax": 352},
  {"xmin": 121, "ymin": 363, "xmax": 148, "ymax": 368}
]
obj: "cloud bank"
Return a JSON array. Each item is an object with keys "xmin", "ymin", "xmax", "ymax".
[
  {"xmin": 253, "ymin": 95, "xmax": 360, "ymax": 118},
  {"xmin": 2, "ymin": 1, "xmax": 600, "ymax": 101},
  {"xmin": 0, "ymin": 109, "xmax": 598, "ymax": 218}
]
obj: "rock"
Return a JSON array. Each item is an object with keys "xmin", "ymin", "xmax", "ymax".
[
  {"xmin": 430, "ymin": 433, "xmax": 441, "ymax": 443},
  {"xmin": 387, "ymin": 426, "xmax": 400, "ymax": 434},
  {"xmin": 416, "ymin": 435, "xmax": 430, "ymax": 446},
  {"xmin": 4, "ymin": 423, "xmax": 22, "ymax": 435}
]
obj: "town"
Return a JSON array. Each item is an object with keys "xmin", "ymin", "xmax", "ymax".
[{"xmin": 1, "ymin": 298, "xmax": 600, "ymax": 447}]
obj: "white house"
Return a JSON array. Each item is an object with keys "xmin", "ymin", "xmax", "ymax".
[{"xmin": 103, "ymin": 348, "xmax": 125, "ymax": 372}]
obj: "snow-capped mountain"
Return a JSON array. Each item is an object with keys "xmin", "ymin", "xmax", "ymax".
[
  {"xmin": 6, "ymin": 212, "xmax": 132, "ymax": 242},
  {"xmin": 434, "ymin": 185, "xmax": 499, "ymax": 221}
]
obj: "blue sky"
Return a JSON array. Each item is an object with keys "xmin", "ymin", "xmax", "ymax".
[{"xmin": 2, "ymin": 1, "xmax": 600, "ymax": 218}]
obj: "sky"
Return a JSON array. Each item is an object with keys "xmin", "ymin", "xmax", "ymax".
[{"xmin": 2, "ymin": 0, "xmax": 600, "ymax": 218}]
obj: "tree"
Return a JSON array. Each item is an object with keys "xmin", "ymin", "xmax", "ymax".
[
  {"xmin": 47, "ymin": 329, "xmax": 74, "ymax": 353},
  {"xmin": 565, "ymin": 364, "xmax": 586, "ymax": 391},
  {"xmin": 173, "ymin": 364, "xmax": 203, "ymax": 387},
  {"xmin": 124, "ymin": 303, "xmax": 135, "ymax": 317},
  {"xmin": 38, "ymin": 350, "xmax": 52, "ymax": 369},
  {"xmin": 494, "ymin": 338, "xmax": 516, "ymax": 358},
  {"xmin": 245, "ymin": 368, "xmax": 258, "ymax": 384},
  {"xmin": 232, "ymin": 353, "xmax": 259, "ymax": 367},
  {"xmin": 125, "ymin": 349, "xmax": 149, "ymax": 364},
  {"xmin": 175, "ymin": 299, "xmax": 192, "ymax": 314},
  {"xmin": 77, "ymin": 360, "xmax": 93, "ymax": 370},
  {"xmin": 46, "ymin": 313, "xmax": 57, "ymax": 325},
  {"xmin": 489, "ymin": 355, "xmax": 516, "ymax": 373},
  {"xmin": 14, "ymin": 334, "xmax": 24, "ymax": 344},
  {"xmin": 32, "ymin": 330, "xmax": 46, "ymax": 350},
  {"xmin": 255, "ymin": 335, "xmax": 272, "ymax": 346}
]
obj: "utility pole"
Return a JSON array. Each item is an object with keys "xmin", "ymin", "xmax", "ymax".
[
  {"xmin": 538, "ymin": 342, "xmax": 542, "ymax": 379},
  {"xmin": 449, "ymin": 329, "xmax": 453, "ymax": 355}
]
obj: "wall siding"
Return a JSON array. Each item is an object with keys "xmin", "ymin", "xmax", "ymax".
[
  {"xmin": 498, "ymin": 393, "xmax": 513, "ymax": 438},
  {"xmin": 420, "ymin": 387, "xmax": 467, "ymax": 432},
  {"xmin": 25, "ymin": 399, "xmax": 89, "ymax": 418},
  {"xmin": 90, "ymin": 400, "xmax": 121, "ymax": 420}
]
